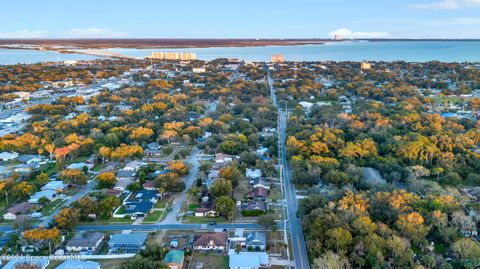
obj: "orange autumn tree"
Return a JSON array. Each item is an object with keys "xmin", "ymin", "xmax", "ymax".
[
  {"xmin": 168, "ymin": 160, "xmax": 190, "ymax": 176},
  {"xmin": 96, "ymin": 172, "xmax": 117, "ymax": 189},
  {"xmin": 396, "ymin": 212, "xmax": 428, "ymax": 244},
  {"xmin": 129, "ymin": 127, "xmax": 154, "ymax": 142},
  {"xmin": 110, "ymin": 144, "xmax": 144, "ymax": 161},
  {"xmin": 59, "ymin": 169, "xmax": 88, "ymax": 186},
  {"xmin": 337, "ymin": 189, "xmax": 369, "ymax": 216},
  {"xmin": 44, "ymin": 143, "xmax": 55, "ymax": 161},
  {"xmin": 54, "ymin": 208, "xmax": 80, "ymax": 231},
  {"xmin": 98, "ymin": 146, "xmax": 112, "ymax": 164},
  {"xmin": 23, "ymin": 226, "xmax": 60, "ymax": 253}
]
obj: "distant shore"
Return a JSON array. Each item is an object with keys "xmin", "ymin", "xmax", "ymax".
[{"xmin": 0, "ymin": 38, "xmax": 330, "ymax": 50}]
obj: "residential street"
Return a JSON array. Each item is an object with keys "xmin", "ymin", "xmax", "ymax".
[
  {"xmin": 161, "ymin": 148, "xmax": 200, "ymax": 224},
  {"xmin": 268, "ymin": 69, "xmax": 311, "ymax": 269},
  {"xmin": 38, "ymin": 162, "xmax": 118, "ymax": 227}
]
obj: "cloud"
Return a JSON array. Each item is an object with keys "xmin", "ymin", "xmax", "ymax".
[
  {"xmin": 68, "ymin": 28, "xmax": 129, "ymax": 38},
  {"xmin": 409, "ymin": 0, "xmax": 480, "ymax": 9},
  {"xmin": 0, "ymin": 29, "xmax": 48, "ymax": 38},
  {"xmin": 451, "ymin": 17, "xmax": 480, "ymax": 24},
  {"xmin": 328, "ymin": 28, "xmax": 389, "ymax": 39}
]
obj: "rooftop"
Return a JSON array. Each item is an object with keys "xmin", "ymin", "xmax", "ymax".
[
  {"xmin": 108, "ymin": 233, "xmax": 148, "ymax": 246},
  {"xmin": 164, "ymin": 249, "xmax": 184, "ymax": 264}
]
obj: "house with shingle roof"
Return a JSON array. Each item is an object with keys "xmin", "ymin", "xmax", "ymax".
[
  {"xmin": 193, "ymin": 232, "xmax": 228, "ymax": 251},
  {"xmin": 65, "ymin": 232, "xmax": 105, "ymax": 253},
  {"xmin": 3, "ymin": 202, "xmax": 35, "ymax": 220},
  {"xmin": 246, "ymin": 187, "xmax": 268, "ymax": 200}
]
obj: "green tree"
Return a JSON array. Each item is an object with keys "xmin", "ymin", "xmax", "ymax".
[
  {"xmin": 209, "ymin": 179, "xmax": 233, "ymax": 198},
  {"xmin": 325, "ymin": 227, "xmax": 352, "ymax": 254},
  {"xmin": 34, "ymin": 173, "xmax": 50, "ymax": 188},
  {"xmin": 215, "ymin": 195, "xmax": 235, "ymax": 220}
]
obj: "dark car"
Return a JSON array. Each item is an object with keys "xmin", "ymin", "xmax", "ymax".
[{"xmin": 208, "ymin": 221, "xmax": 217, "ymax": 226}]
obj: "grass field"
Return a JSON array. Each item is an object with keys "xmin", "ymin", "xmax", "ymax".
[
  {"xmin": 92, "ymin": 258, "xmax": 127, "ymax": 269},
  {"xmin": 183, "ymin": 216, "xmax": 227, "ymax": 223},
  {"xmin": 40, "ymin": 199, "xmax": 64, "ymax": 215},
  {"xmin": 190, "ymin": 253, "xmax": 228, "ymax": 269},
  {"xmin": 144, "ymin": 210, "xmax": 163, "ymax": 222}
]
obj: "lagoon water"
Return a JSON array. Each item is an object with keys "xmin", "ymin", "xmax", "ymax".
[
  {"xmin": 0, "ymin": 49, "xmax": 99, "ymax": 65},
  {"xmin": 107, "ymin": 41, "xmax": 480, "ymax": 62},
  {"xmin": 1, "ymin": 41, "xmax": 480, "ymax": 64}
]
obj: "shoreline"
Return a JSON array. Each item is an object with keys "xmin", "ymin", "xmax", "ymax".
[{"xmin": 0, "ymin": 39, "xmax": 330, "ymax": 50}]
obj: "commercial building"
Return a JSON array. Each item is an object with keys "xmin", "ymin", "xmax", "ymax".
[
  {"xmin": 271, "ymin": 54, "xmax": 285, "ymax": 63},
  {"xmin": 361, "ymin": 61, "xmax": 372, "ymax": 70},
  {"xmin": 150, "ymin": 52, "xmax": 197, "ymax": 61}
]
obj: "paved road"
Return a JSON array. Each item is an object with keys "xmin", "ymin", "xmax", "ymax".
[
  {"xmin": 38, "ymin": 162, "xmax": 118, "ymax": 227},
  {"xmin": 161, "ymin": 148, "xmax": 200, "ymax": 224},
  {"xmin": 268, "ymin": 69, "xmax": 311, "ymax": 269},
  {"xmin": 228, "ymin": 61, "xmax": 244, "ymax": 85},
  {"xmin": 76, "ymin": 222, "xmax": 266, "ymax": 232}
]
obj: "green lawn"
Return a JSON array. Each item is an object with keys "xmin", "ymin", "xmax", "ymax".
[
  {"xmin": 116, "ymin": 206, "xmax": 126, "ymax": 214},
  {"xmin": 154, "ymin": 200, "xmax": 168, "ymax": 209},
  {"xmin": 81, "ymin": 215, "xmax": 133, "ymax": 225},
  {"xmin": 188, "ymin": 203, "xmax": 199, "ymax": 211},
  {"xmin": 183, "ymin": 216, "xmax": 227, "ymax": 223},
  {"xmin": 269, "ymin": 186, "xmax": 282, "ymax": 201},
  {"xmin": 191, "ymin": 254, "xmax": 228, "ymax": 269},
  {"xmin": 0, "ymin": 199, "xmax": 11, "ymax": 213},
  {"xmin": 143, "ymin": 210, "xmax": 163, "ymax": 222},
  {"xmin": 40, "ymin": 199, "xmax": 64, "ymax": 215},
  {"xmin": 92, "ymin": 164, "xmax": 105, "ymax": 172},
  {"xmin": 91, "ymin": 259, "xmax": 127, "ymax": 269},
  {"xmin": 45, "ymin": 260, "xmax": 63, "ymax": 269},
  {"xmin": 42, "ymin": 162, "xmax": 57, "ymax": 175},
  {"xmin": 70, "ymin": 156, "xmax": 89, "ymax": 163}
]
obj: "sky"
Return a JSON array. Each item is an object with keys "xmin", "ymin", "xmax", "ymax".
[{"xmin": 1, "ymin": 0, "xmax": 480, "ymax": 39}]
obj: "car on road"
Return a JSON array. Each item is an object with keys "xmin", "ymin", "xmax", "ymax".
[{"xmin": 208, "ymin": 221, "xmax": 217, "ymax": 226}]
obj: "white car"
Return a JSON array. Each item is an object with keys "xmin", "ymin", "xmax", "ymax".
[{"xmin": 30, "ymin": 212, "xmax": 43, "ymax": 218}]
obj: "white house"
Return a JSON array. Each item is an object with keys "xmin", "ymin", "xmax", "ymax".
[
  {"xmin": 228, "ymin": 250, "xmax": 270, "ymax": 269},
  {"xmin": 28, "ymin": 190, "xmax": 57, "ymax": 204},
  {"xmin": 3, "ymin": 202, "xmax": 34, "ymax": 220},
  {"xmin": 246, "ymin": 168, "xmax": 261, "ymax": 179},
  {"xmin": 0, "ymin": 152, "xmax": 18, "ymax": 162},
  {"xmin": 256, "ymin": 147, "xmax": 269, "ymax": 156},
  {"xmin": 124, "ymin": 160, "xmax": 147, "ymax": 171},
  {"xmin": 67, "ymin": 162, "xmax": 94, "ymax": 171},
  {"xmin": 114, "ymin": 178, "xmax": 133, "ymax": 191},
  {"xmin": 192, "ymin": 67, "xmax": 207, "ymax": 73},
  {"xmin": 41, "ymin": 180, "xmax": 67, "ymax": 192}
]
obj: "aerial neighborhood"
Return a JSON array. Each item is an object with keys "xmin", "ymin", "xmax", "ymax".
[{"xmin": 0, "ymin": 51, "xmax": 479, "ymax": 269}]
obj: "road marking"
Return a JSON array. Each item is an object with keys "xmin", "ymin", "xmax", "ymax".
[{"xmin": 296, "ymin": 235, "xmax": 305, "ymax": 269}]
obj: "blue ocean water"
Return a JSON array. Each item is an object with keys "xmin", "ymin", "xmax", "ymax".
[
  {"xmin": 106, "ymin": 41, "xmax": 480, "ymax": 62},
  {"xmin": 1, "ymin": 41, "xmax": 479, "ymax": 64},
  {"xmin": 0, "ymin": 49, "xmax": 99, "ymax": 65}
]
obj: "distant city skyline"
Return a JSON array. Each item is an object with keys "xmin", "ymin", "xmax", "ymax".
[{"xmin": 1, "ymin": 0, "xmax": 480, "ymax": 39}]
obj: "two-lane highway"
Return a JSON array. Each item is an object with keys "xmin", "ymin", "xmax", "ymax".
[{"xmin": 268, "ymin": 68, "xmax": 311, "ymax": 269}]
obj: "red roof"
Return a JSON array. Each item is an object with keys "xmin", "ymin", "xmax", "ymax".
[
  {"xmin": 193, "ymin": 232, "xmax": 228, "ymax": 247},
  {"xmin": 246, "ymin": 186, "xmax": 268, "ymax": 198}
]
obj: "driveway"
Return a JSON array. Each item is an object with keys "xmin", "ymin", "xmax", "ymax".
[{"xmin": 161, "ymin": 148, "xmax": 200, "ymax": 224}]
